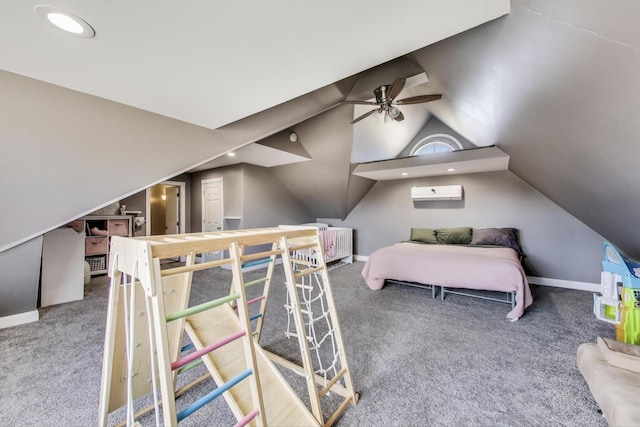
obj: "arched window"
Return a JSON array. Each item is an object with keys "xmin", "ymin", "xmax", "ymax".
[{"xmin": 410, "ymin": 133, "xmax": 463, "ymax": 156}]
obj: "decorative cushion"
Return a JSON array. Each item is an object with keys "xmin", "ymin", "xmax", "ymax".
[
  {"xmin": 597, "ymin": 336, "xmax": 640, "ymax": 374},
  {"xmin": 410, "ymin": 228, "xmax": 438, "ymax": 244},
  {"xmin": 435, "ymin": 227, "xmax": 473, "ymax": 245},
  {"xmin": 471, "ymin": 227, "xmax": 523, "ymax": 254}
]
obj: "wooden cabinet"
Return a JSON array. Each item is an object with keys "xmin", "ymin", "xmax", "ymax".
[{"xmin": 70, "ymin": 216, "xmax": 132, "ymax": 276}]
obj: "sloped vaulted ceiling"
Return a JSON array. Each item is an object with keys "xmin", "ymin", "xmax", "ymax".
[{"xmin": 407, "ymin": 0, "xmax": 640, "ymax": 257}]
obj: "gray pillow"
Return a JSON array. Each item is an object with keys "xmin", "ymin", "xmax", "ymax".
[{"xmin": 471, "ymin": 228, "xmax": 522, "ymax": 254}]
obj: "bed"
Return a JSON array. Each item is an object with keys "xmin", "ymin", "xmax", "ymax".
[{"xmin": 361, "ymin": 227, "xmax": 533, "ymax": 321}]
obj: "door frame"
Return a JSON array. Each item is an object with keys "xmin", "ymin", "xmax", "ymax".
[{"xmin": 145, "ymin": 181, "xmax": 187, "ymax": 236}]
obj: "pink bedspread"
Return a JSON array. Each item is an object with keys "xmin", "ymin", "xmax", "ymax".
[{"xmin": 362, "ymin": 242, "xmax": 533, "ymax": 321}]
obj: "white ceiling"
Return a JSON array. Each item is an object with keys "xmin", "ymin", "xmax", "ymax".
[{"xmin": 0, "ymin": 1, "xmax": 510, "ymax": 130}]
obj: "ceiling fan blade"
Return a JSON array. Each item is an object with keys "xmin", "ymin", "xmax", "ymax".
[
  {"xmin": 386, "ymin": 78, "xmax": 406, "ymax": 101},
  {"xmin": 350, "ymin": 109, "xmax": 378, "ymax": 124},
  {"xmin": 395, "ymin": 94, "xmax": 442, "ymax": 105},
  {"xmin": 394, "ymin": 110, "xmax": 405, "ymax": 122},
  {"xmin": 343, "ymin": 100, "xmax": 380, "ymax": 105}
]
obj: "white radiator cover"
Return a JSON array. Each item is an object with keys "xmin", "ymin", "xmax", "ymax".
[{"xmin": 411, "ymin": 185, "xmax": 463, "ymax": 201}]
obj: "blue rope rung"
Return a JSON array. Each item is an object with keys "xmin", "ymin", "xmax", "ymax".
[
  {"xmin": 249, "ymin": 313, "xmax": 262, "ymax": 322},
  {"xmin": 176, "ymin": 369, "xmax": 253, "ymax": 422},
  {"xmin": 181, "ymin": 343, "xmax": 195, "ymax": 353},
  {"xmin": 242, "ymin": 257, "xmax": 270, "ymax": 268}
]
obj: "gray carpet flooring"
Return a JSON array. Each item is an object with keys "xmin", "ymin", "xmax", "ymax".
[{"xmin": 0, "ymin": 261, "xmax": 611, "ymax": 426}]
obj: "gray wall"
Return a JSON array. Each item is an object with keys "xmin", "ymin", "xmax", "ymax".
[
  {"xmin": 242, "ymin": 164, "xmax": 315, "ymax": 228},
  {"xmin": 0, "ymin": 70, "xmax": 242, "ymax": 253},
  {"xmin": 191, "ymin": 164, "xmax": 313, "ymax": 232},
  {"xmin": 272, "ymin": 105, "xmax": 373, "ymax": 219},
  {"xmin": 319, "ymin": 170, "xmax": 605, "ymax": 283},
  {"xmin": 0, "ymin": 237, "xmax": 43, "ymax": 317}
]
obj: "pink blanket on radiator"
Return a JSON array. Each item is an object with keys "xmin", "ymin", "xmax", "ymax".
[{"xmin": 362, "ymin": 242, "xmax": 533, "ymax": 321}]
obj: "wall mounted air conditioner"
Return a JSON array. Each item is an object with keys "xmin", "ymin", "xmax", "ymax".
[{"xmin": 411, "ymin": 185, "xmax": 463, "ymax": 201}]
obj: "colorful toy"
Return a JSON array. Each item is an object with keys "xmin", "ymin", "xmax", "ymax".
[
  {"xmin": 594, "ymin": 241, "xmax": 640, "ymax": 344},
  {"xmin": 98, "ymin": 226, "xmax": 358, "ymax": 426}
]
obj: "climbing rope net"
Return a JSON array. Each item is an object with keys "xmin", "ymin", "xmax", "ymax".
[{"xmin": 284, "ymin": 267, "xmax": 341, "ymax": 389}]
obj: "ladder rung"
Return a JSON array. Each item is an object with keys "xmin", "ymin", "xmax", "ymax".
[
  {"xmin": 235, "ymin": 408, "xmax": 260, "ymax": 427},
  {"xmin": 161, "ymin": 258, "xmax": 233, "ymax": 277},
  {"xmin": 245, "ymin": 277, "xmax": 268, "ymax": 287},
  {"xmin": 177, "ymin": 358, "xmax": 203, "ymax": 374},
  {"xmin": 166, "ymin": 293, "xmax": 240, "ymax": 322},
  {"xmin": 283, "ymin": 304, "xmax": 311, "ymax": 315},
  {"xmin": 288, "ymin": 243, "xmax": 318, "ymax": 252},
  {"xmin": 319, "ymin": 367, "xmax": 347, "ymax": 397},
  {"xmin": 240, "ymin": 249, "xmax": 283, "ymax": 262},
  {"xmin": 295, "ymin": 283, "xmax": 313, "ymax": 290},
  {"xmin": 326, "ymin": 395, "xmax": 354, "ymax": 427},
  {"xmin": 172, "ymin": 330, "xmax": 246, "ymax": 371},
  {"xmin": 290, "ymin": 258, "xmax": 315, "ymax": 267},
  {"xmin": 176, "ymin": 369, "xmax": 253, "ymax": 422},
  {"xmin": 294, "ymin": 266, "xmax": 323, "ymax": 279},
  {"xmin": 284, "ymin": 331, "xmax": 313, "ymax": 342}
]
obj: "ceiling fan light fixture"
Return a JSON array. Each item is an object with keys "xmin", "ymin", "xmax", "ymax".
[
  {"xmin": 388, "ymin": 106, "xmax": 401, "ymax": 119},
  {"xmin": 348, "ymin": 77, "xmax": 442, "ymax": 125}
]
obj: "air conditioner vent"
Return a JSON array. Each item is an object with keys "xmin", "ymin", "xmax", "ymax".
[{"xmin": 411, "ymin": 185, "xmax": 463, "ymax": 201}]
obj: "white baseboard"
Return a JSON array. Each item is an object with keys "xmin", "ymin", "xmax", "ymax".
[
  {"xmin": 353, "ymin": 254, "xmax": 369, "ymax": 262},
  {"xmin": 527, "ymin": 276, "xmax": 599, "ymax": 292},
  {"xmin": 0, "ymin": 310, "xmax": 39, "ymax": 329}
]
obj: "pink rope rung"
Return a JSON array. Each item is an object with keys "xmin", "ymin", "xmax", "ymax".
[
  {"xmin": 231, "ymin": 295, "xmax": 266, "ymax": 310},
  {"xmin": 247, "ymin": 295, "xmax": 266, "ymax": 305},
  {"xmin": 234, "ymin": 409, "xmax": 260, "ymax": 427},
  {"xmin": 171, "ymin": 330, "xmax": 246, "ymax": 371}
]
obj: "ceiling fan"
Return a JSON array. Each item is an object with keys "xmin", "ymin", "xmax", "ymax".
[{"xmin": 345, "ymin": 77, "xmax": 442, "ymax": 124}]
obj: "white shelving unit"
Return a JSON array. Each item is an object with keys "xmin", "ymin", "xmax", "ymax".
[{"xmin": 68, "ymin": 216, "xmax": 132, "ymax": 276}]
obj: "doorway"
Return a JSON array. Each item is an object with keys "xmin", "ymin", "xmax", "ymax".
[
  {"xmin": 145, "ymin": 181, "xmax": 186, "ymax": 237},
  {"xmin": 201, "ymin": 177, "xmax": 223, "ymax": 262}
]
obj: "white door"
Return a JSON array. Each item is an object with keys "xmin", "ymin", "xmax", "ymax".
[
  {"xmin": 165, "ymin": 186, "xmax": 179, "ymax": 235},
  {"xmin": 202, "ymin": 178, "xmax": 223, "ymax": 261}
]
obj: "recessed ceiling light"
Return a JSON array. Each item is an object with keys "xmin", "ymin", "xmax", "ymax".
[
  {"xmin": 446, "ymin": 168, "xmax": 456, "ymax": 172},
  {"xmin": 227, "ymin": 152, "xmax": 236, "ymax": 157},
  {"xmin": 34, "ymin": 5, "xmax": 95, "ymax": 39},
  {"xmin": 401, "ymin": 172, "xmax": 409, "ymax": 176}
]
